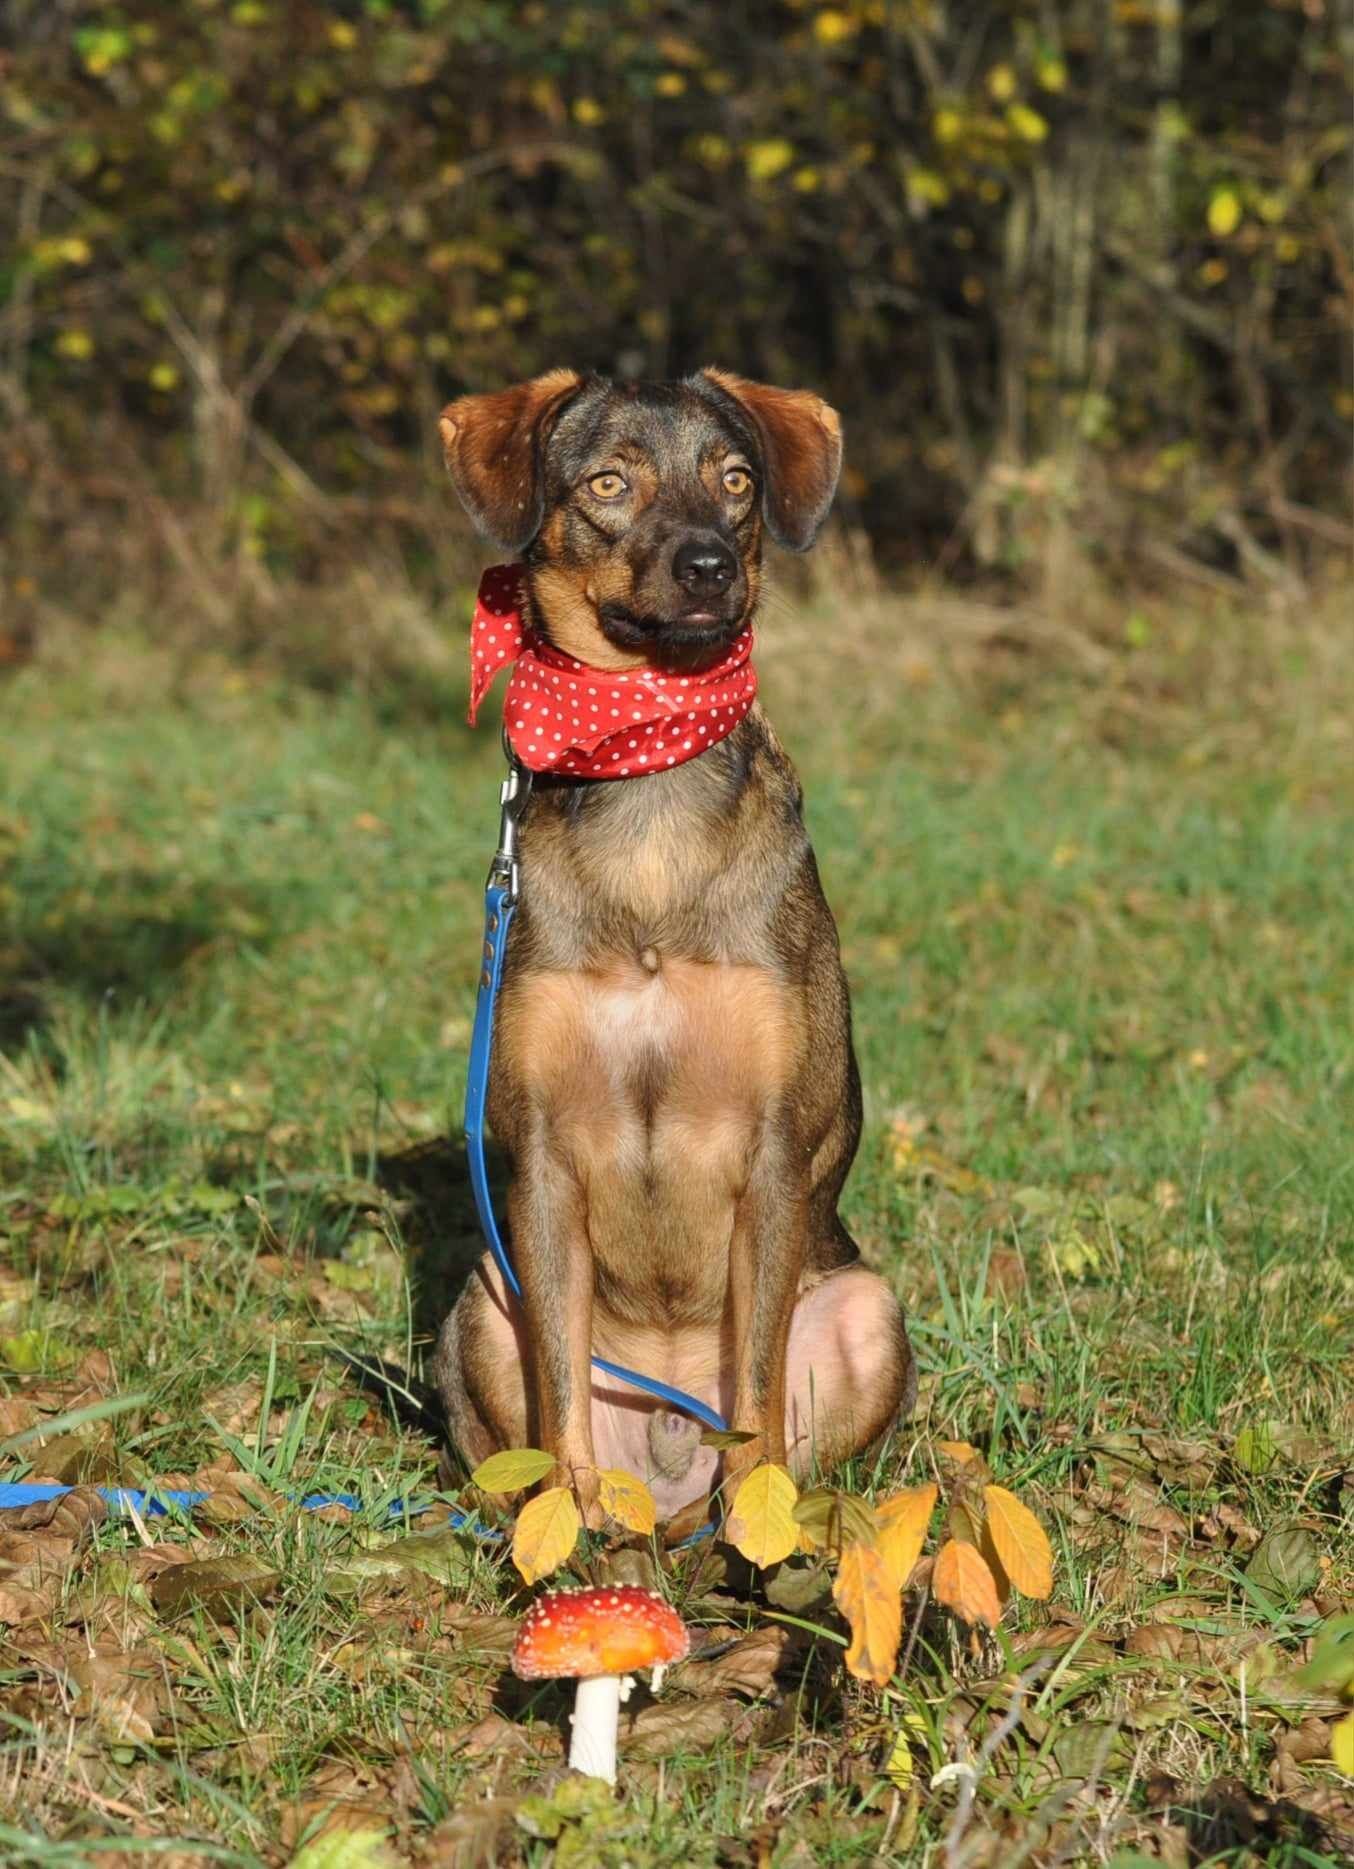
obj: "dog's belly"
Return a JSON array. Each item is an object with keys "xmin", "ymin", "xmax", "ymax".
[{"xmin": 498, "ymin": 954, "xmax": 802, "ymax": 1328}]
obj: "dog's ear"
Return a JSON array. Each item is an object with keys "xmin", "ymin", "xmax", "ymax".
[
  {"xmin": 438, "ymin": 369, "xmax": 584, "ymax": 551},
  {"xmin": 699, "ymin": 368, "xmax": 843, "ymax": 552}
]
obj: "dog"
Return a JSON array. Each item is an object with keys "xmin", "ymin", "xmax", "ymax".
[{"xmin": 432, "ymin": 368, "xmax": 915, "ymax": 1532}]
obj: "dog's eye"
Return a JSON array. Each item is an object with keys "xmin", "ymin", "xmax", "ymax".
[
  {"xmin": 722, "ymin": 468, "xmax": 752, "ymax": 497},
  {"xmin": 587, "ymin": 472, "xmax": 628, "ymax": 500}
]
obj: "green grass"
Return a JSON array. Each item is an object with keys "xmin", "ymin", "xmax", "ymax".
[{"xmin": 1, "ymin": 590, "xmax": 1351, "ymax": 1866}]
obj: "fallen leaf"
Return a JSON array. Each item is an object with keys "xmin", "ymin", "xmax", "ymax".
[
  {"xmin": 458, "ymin": 1713, "xmax": 548, "ymax": 1758},
  {"xmin": 4, "ymin": 1484, "xmax": 108, "ymax": 1542},
  {"xmin": 151, "ymin": 1554, "xmax": 282, "ymax": 1618},
  {"xmin": 288, "ymin": 1827, "xmax": 395, "ymax": 1869},
  {"xmin": 676, "ymin": 1626, "xmax": 798, "ymax": 1699},
  {"xmin": 982, "ymin": 1484, "xmax": 1053, "ymax": 1598},
  {"xmin": 511, "ymin": 1486, "xmax": 580, "ymax": 1584},
  {"xmin": 0, "ymin": 1579, "xmax": 57, "ymax": 1626},
  {"xmin": 621, "ymin": 1693, "xmax": 774, "ymax": 1758},
  {"xmin": 65, "ymin": 1645, "xmax": 166, "ymax": 1743},
  {"xmin": 596, "ymin": 1468, "xmax": 657, "ymax": 1536},
  {"xmin": 884, "ymin": 1709, "xmax": 930, "ymax": 1788},
  {"xmin": 874, "ymin": 1485, "xmax": 936, "ymax": 1591},
  {"xmin": 1334, "ymin": 1712, "xmax": 1354, "ymax": 1775},
  {"xmin": 725, "ymin": 1464, "xmax": 798, "ymax": 1569},
  {"xmin": 932, "ymin": 1538, "xmax": 1001, "ymax": 1628},
  {"xmin": 833, "ymin": 1540, "xmax": 901, "ymax": 1686},
  {"xmin": 936, "ymin": 1440, "xmax": 980, "ymax": 1465},
  {"xmin": 1247, "ymin": 1527, "xmax": 1321, "ymax": 1601},
  {"xmin": 423, "ymin": 1798, "xmax": 522, "ymax": 1866},
  {"xmin": 325, "ymin": 1526, "xmax": 478, "ymax": 1594}
]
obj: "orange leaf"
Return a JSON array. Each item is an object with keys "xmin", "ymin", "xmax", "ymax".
[
  {"xmin": 982, "ymin": 1484, "xmax": 1053, "ymax": 1599},
  {"xmin": 936, "ymin": 1440, "xmax": 979, "ymax": 1464},
  {"xmin": 874, "ymin": 1484, "xmax": 936, "ymax": 1592},
  {"xmin": 932, "ymin": 1537, "xmax": 1002, "ymax": 1628},
  {"xmin": 833, "ymin": 1541, "xmax": 902, "ymax": 1687}
]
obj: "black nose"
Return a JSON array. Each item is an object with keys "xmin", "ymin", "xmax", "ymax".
[{"xmin": 671, "ymin": 535, "xmax": 737, "ymax": 599}]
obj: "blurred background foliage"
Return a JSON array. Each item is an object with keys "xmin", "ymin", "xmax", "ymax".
[{"xmin": 1, "ymin": 0, "xmax": 1350, "ymax": 662}]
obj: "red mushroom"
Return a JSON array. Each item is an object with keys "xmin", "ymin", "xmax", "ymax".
[{"xmin": 512, "ymin": 1584, "xmax": 689, "ymax": 1782}]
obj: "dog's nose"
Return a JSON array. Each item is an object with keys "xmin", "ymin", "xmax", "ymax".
[{"xmin": 671, "ymin": 535, "xmax": 737, "ymax": 598}]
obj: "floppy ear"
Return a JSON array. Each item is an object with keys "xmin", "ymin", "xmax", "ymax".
[
  {"xmin": 438, "ymin": 368, "xmax": 584, "ymax": 552},
  {"xmin": 699, "ymin": 368, "xmax": 843, "ymax": 551}
]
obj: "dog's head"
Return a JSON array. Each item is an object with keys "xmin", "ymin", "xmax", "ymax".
[{"xmin": 439, "ymin": 369, "xmax": 841, "ymax": 668}]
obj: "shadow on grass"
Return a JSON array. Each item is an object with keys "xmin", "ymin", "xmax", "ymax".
[
  {"xmin": 377, "ymin": 1133, "xmax": 509, "ymax": 1351},
  {"xmin": 1, "ymin": 880, "xmax": 294, "ymax": 1048},
  {"xmin": 1155, "ymin": 1775, "xmax": 1351, "ymax": 1867}
]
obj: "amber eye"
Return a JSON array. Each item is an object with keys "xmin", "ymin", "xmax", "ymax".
[
  {"xmin": 722, "ymin": 467, "xmax": 752, "ymax": 497},
  {"xmin": 587, "ymin": 472, "xmax": 628, "ymax": 500}
]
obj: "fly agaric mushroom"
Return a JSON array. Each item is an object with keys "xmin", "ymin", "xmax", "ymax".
[{"xmin": 511, "ymin": 1584, "xmax": 689, "ymax": 1783}]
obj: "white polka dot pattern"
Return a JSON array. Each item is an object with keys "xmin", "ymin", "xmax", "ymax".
[{"xmin": 468, "ymin": 563, "xmax": 757, "ymax": 780}]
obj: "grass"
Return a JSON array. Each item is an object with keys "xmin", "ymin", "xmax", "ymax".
[{"xmin": 1, "ymin": 583, "xmax": 1351, "ymax": 1866}]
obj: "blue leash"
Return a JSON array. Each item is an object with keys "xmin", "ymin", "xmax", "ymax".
[{"xmin": 465, "ymin": 746, "xmax": 727, "ymax": 1435}]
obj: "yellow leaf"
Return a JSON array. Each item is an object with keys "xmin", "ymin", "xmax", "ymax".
[
  {"xmin": 833, "ymin": 1541, "xmax": 902, "ymax": 1686},
  {"xmin": 884, "ymin": 1709, "xmax": 929, "ymax": 1789},
  {"xmin": 511, "ymin": 1487, "xmax": 580, "ymax": 1584},
  {"xmin": 472, "ymin": 1447, "xmax": 556, "ymax": 1492},
  {"xmin": 1007, "ymin": 104, "xmax": 1049, "ymax": 144},
  {"xmin": 987, "ymin": 64, "xmax": 1017, "ymax": 102},
  {"xmin": 1333, "ymin": 1711, "xmax": 1354, "ymax": 1775},
  {"xmin": 1208, "ymin": 188, "xmax": 1242, "ymax": 238},
  {"xmin": 875, "ymin": 1484, "xmax": 937, "ymax": 1591},
  {"xmin": 596, "ymin": 1469, "xmax": 657, "ymax": 1536},
  {"xmin": 983, "ymin": 1485, "xmax": 1053, "ymax": 1598},
  {"xmin": 813, "ymin": 9, "xmax": 856, "ymax": 47},
  {"xmin": 744, "ymin": 139, "xmax": 795, "ymax": 184},
  {"xmin": 725, "ymin": 1464, "xmax": 799, "ymax": 1568},
  {"xmin": 933, "ymin": 107, "xmax": 963, "ymax": 145},
  {"xmin": 936, "ymin": 1440, "xmax": 980, "ymax": 1464},
  {"xmin": 932, "ymin": 1538, "xmax": 1002, "ymax": 1628}
]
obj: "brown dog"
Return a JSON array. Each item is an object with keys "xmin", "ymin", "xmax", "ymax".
[{"xmin": 432, "ymin": 369, "xmax": 914, "ymax": 1529}]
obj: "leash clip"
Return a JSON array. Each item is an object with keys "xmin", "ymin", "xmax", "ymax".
[{"xmin": 487, "ymin": 726, "xmax": 532, "ymax": 905}]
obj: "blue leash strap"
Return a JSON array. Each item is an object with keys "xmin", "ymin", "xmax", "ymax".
[{"xmin": 464, "ymin": 745, "xmax": 727, "ymax": 1435}]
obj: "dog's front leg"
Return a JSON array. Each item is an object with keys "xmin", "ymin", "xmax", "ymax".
[
  {"xmin": 507, "ymin": 1133, "xmax": 602, "ymax": 1525},
  {"xmin": 724, "ymin": 1140, "xmax": 808, "ymax": 1494}
]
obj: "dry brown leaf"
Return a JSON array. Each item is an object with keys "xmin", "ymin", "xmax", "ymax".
[
  {"xmin": 621, "ymin": 1693, "xmax": 772, "ymax": 1758},
  {"xmin": 833, "ymin": 1540, "xmax": 902, "ymax": 1687},
  {"xmin": 0, "ymin": 1578, "xmax": 57, "ymax": 1626},
  {"xmin": 423, "ymin": 1798, "xmax": 522, "ymax": 1867},
  {"xmin": 982, "ymin": 1484, "xmax": 1053, "ymax": 1598},
  {"xmin": 932, "ymin": 1538, "xmax": 1002, "ymax": 1628},
  {"xmin": 874, "ymin": 1484, "xmax": 936, "ymax": 1592},
  {"xmin": 65, "ymin": 1645, "xmax": 166, "ymax": 1743},
  {"xmin": 4, "ymin": 1484, "xmax": 108, "ymax": 1543},
  {"xmin": 150, "ymin": 1553, "xmax": 282, "ymax": 1618},
  {"xmin": 675, "ymin": 1626, "xmax": 799, "ymax": 1699},
  {"xmin": 458, "ymin": 1713, "xmax": 552, "ymax": 1758}
]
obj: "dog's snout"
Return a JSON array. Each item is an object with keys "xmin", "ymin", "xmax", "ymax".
[{"xmin": 671, "ymin": 535, "xmax": 737, "ymax": 598}]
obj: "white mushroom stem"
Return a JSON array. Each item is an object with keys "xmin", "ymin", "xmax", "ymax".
[{"xmin": 568, "ymin": 1673, "xmax": 633, "ymax": 1783}]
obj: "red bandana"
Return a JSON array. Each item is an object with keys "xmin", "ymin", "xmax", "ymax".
[{"xmin": 469, "ymin": 563, "xmax": 756, "ymax": 780}]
